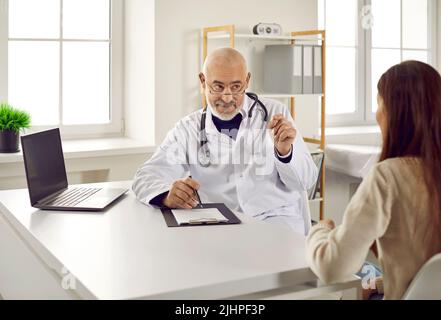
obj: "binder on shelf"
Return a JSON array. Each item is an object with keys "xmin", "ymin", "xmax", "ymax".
[
  {"xmin": 308, "ymin": 151, "xmax": 324, "ymax": 200},
  {"xmin": 313, "ymin": 45, "xmax": 323, "ymax": 94},
  {"xmin": 302, "ymin": 45, "xmax": 313, "ymax": 94},
  {"xmin": 292, "ymin": 45, "xmax": 303, "ymax": 94},
  {"xmin": 263, "ymin": 44, "xmax": 303, "ymax": 94}
]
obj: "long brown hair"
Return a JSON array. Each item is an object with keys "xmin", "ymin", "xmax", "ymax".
[{"xmin": 377, "ymin": 60, "xmax": 441, "ymax": 232}]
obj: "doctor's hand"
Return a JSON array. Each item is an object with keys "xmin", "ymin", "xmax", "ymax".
[
  {"xmin": 163, "ymin": 177, "xmax": 201, "ymax": 209},
  {"xmin": 268, "ymin": 114, "xmax": 297, "ymax": 156}
]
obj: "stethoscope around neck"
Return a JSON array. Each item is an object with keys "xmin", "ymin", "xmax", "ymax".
[{"xmin": 198, "ymin": 92, "xmax": 269, "ymax": 168}]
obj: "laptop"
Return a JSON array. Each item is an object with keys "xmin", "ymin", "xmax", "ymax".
[{"xmin": 21, "ymin": 128, "xmax": 128, "ymax": 211}]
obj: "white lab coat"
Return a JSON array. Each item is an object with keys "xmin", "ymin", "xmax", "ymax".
[{"xmin": 132, "ymin": 95, "xmax": 318, "ymax": 235}]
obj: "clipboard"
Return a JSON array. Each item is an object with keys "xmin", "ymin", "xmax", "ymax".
[{"xmin": 160, "ymin": 203, "xmax": 241, "ymax": 227}]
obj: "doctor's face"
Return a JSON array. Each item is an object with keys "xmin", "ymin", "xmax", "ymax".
[{"xmin": 199, "ymin": 65, "xmax": 250, "ymax": 120}]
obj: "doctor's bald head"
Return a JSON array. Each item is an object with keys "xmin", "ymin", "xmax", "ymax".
[
  {"xmin": 202, "ymin": 47, "xmax": 248, "ymax": 76},
  {"xmin": 199, "ymin": 48, "xmax": 251, "ymax": 120}
]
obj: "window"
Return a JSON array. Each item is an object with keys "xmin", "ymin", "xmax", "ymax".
[
  {"xmin": 319, "ymin": 0, "xmax": 436, "ymax": 126},
  {"xmin": 0, "ymin": 0, "xmax": 123, "ymax": 137}
]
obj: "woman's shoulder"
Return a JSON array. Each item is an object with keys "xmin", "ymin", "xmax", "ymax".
[
  {"xmin": 352, "ymin": 157, "xmax": 424, "ymax": 217},
  {"xmin": 374, "ymin": 157, "xmax": 421, "ymax": 171},
  {"xmin": 369, "ymin": 157, "xmax": 423, "ymax": 183}
]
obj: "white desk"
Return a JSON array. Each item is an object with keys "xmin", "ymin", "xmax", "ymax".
[{"xmin": 0, "ymin": 181, "xmax": 360, "ymax": 300}]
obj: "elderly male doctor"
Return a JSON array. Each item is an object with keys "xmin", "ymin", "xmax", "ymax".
[{"xmin": 132, "ymin": 48, "xmax": 317, "ymax": 235}]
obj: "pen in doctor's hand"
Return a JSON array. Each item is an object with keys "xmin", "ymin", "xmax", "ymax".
[
  {"xmin": 189, "ymin": 176, "xmax": 203, "ymax": 208},
  {"xmin": 162, "ymin": 177, "xmax": 201, "ymax": 209}
]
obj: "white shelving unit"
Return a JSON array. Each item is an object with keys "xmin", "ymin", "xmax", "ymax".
[
  {"xmin": 207, "ymin": 33, "xmax": 322, "ymax": 42},
  {"xmin": 259, "ymin": 93, "xmax": 324, "ymax": 99}
]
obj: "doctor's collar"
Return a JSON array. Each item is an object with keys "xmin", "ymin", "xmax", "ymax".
[{"xmin": 239, "ymin": 94, "xmax": 252, "ymax": 118}]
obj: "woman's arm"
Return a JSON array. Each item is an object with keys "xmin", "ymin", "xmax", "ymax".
[{"xmin": 306, "ymin": 163, "xmax": 396, "ymax": 284}]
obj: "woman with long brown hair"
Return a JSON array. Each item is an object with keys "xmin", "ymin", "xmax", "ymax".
[{"xmin": 306, "ymin": 60, "xmax": 441, "ymax": 300}]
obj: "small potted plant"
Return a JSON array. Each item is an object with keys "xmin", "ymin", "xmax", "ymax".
[{"xmin": 0, "ymin": 102, "xmax": 31, "ymax": 153}]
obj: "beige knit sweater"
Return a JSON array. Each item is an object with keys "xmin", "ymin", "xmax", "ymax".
[{"xmin": 306, "ymin": 157, "xmax": 441, "ymax": 300}]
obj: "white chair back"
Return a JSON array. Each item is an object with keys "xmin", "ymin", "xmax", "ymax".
[{"xmin": 402, "ymin": 253, "xmax": 441, "ymax": 300}]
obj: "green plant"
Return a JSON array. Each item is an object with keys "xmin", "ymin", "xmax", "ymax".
[{"xmin": 0, "ymin": 102, "xmax": 31, "ymax": 133}]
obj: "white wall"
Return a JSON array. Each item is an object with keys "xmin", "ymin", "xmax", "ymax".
[
  {"xmin": 154, "ymin": 0, "xmax": 318, "ymax": 145},
  {"xmin": 124, "ymin": 0, "xmax": 155, "ymax": 145}
]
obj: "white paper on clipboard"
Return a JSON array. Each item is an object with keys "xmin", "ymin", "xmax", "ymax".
[{"xmin": 171, "ymin": 208, "xmax": 229, "ymax": 225}]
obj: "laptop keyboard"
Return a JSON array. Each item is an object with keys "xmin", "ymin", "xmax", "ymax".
[{"xmin": 46, "ymin": 188, "xmax": 102, "ymax": 207}]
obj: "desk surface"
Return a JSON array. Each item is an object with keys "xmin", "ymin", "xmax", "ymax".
[{"xmin": 0, "ymin": 181, "xmax": 311, "ymax": 300}]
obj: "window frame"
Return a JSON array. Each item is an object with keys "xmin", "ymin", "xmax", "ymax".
[
  {"xmin": 322, "ymin": 0, "xmax": 437, "ymax": 127},
  {"xmin": 0, "ymin": 0, "xmax": 124, "ymax": 139}
]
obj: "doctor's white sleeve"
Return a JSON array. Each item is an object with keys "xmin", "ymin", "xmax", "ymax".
[
  {"xmin": 274, "ymin": 107, "xmax": 318, "ymax": 192},
  {"xmin": 132, "ymin": 122, "xmax": 190, "ymax": 205}
]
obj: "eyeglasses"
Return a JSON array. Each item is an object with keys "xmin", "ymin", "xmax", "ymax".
[{"xmin": 206, "ymin": 82, "xmax": 246, "ymax": 97}]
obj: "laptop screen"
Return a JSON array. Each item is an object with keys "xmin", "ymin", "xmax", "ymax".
[{"xmin": 21, "ymin": 128, "xmax": 68, "ymax": 205}]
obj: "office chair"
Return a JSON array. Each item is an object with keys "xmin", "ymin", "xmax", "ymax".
[{"xmin": 402, "ymin": 253, "xmax": 441, "ymax": 299}]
